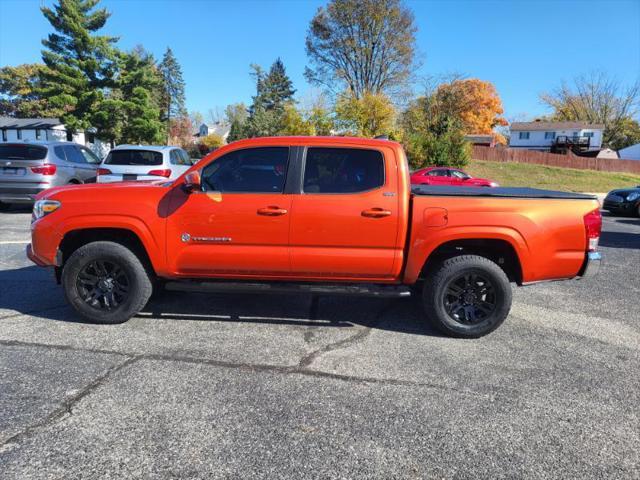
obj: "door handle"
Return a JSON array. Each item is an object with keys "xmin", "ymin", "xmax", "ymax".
[
  {"xmin": 257, "ymin": 206, "xmax": 288, "ymax": 216},
  {"xmin": 361, "ymin": 208, "xmax": 392, "ymax": 218}
]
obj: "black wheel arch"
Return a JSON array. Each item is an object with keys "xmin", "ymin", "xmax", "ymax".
[
  {"xmin": 58, "ymin": 228, "xmax": 156, "ymax": 278},
  {"xmin": 419, "ymin": 238, "xmax": 523, "ymax": 285}
]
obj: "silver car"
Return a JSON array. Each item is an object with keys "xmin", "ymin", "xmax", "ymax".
[
  {"xmin": 0, "ymin": 141, "xmax": 101, "ymax": 209},
  {"xmin": 97, "ymin": 145, "xmax": 195, "ymax": 183}
]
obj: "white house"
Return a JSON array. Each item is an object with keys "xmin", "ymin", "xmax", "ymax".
[
  {"xmin": 618, "ymin": 143, "xmax": 640, "ymax": 161},
  {"xmin": 0, "ymin": 117, "xmax": 111, "ymax": 158},
  {"xmin": 197, "ymin": 122, "xmax": 231, "ymax": 142},
  {"xmin": 508, "ymin": 121, "xmax": 604, "ymax": 152},
  {"xmin": 0, "ymin": 117, "xmax": 85, "ymax": 144}
]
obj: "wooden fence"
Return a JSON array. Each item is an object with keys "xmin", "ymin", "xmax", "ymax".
[{"xmin": 472, "ymin": 146, "xmax": 640, "ymax": 175}]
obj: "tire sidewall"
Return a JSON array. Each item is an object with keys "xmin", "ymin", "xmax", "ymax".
[
  {"xmin": 62, "ymin": 243, "xmax": 150, "ymax": 324},
  {"xmin": 424, "ymin": 257, "xmax": 512, "ymax": 338}
]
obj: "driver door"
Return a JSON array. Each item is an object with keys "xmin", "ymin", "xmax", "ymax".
[{"xmin": 165, "ymin": 146, "xmax": 292, "ymax": 277}]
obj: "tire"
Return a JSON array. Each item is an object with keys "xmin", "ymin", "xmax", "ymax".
[
  {"xmin": 0, "ymin": 202, "xmax": 11, "ymax": 211},
  {"xmin": 62, "ymin": 241, "xmax": 153, "ymax": 324},
  {"xmin": 422, "ymin": 255, "xmax": 512, "ymax": 338}
]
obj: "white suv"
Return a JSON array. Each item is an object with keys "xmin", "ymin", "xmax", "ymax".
[{"xmin": 97, "ymin": 145, "xmax": 195, "ymax": 183}]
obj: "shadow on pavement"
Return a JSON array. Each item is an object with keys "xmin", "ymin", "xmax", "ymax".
[
  {"xmin": 0, "ymin": 204, "xmax": 32, "ymax": 214},
  {"xmin": 599, "ymin": 230, "xmax": 640, "ymax": 249},
  {"xmin": 0, "ymin": 265, "xmax": 441, "ymax": 337}
]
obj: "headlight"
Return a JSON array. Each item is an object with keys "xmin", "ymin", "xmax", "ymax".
[
  {"xmin": 489, "ymin": 182, "xmax": 499, "ymax": 187},
  {"xmin": 33, "ymin": 199, "xmax": 61, "ymax": 220},
  {"xmin": 627, "ymin": 192, "xmax": 640, "ymax": 202}
]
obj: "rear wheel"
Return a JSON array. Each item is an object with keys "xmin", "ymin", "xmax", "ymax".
[
  {"xmin": 0, "ymin": 202, "xmax": 11, "ymax": 211},
  {"xmin": 62, "ymin": 241, "xmax": 152, "ymax": 324},
  {"xmin": 422, "ymin": 255, "xmax": 512, "ymax": 338}
]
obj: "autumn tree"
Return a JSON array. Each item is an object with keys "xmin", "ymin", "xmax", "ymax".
[
  {"xmin": 279, "ymin": 103, "xmax": 316, "ymax": 136},
  {"xmin": 39, "ymin": 0, "xmax": 118, "ymax": 133},
  {"xmin": 0, "ymin": 64, "xmax": 62, "ymax": 117},
  {"xmin": 434, "ymin": 79, "xmax": 507, "ymax": 142},
  {"xmin": 334, "ymin": 91, "xmax": 396, "ymax": 137},
  {"xmin": 540, "ymin": 72, "xmax": 640, "ymax": 150},
  {"xmin": 169, "ymin": 116, "xmax": 194, "ymax": 148},
  {"xmin": 225, "ymin": 103, "xmax": 248, "ymax": 125},
  {"xmin": 305, "ymin": 0, "xmax": 417, "ymax": 99}
]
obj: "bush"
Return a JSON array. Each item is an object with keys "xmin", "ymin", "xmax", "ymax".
[
  {"xmin": 404, "ymin": 129, "xmax": 470, "ymax": 170},
  {"xmin": 198, "ymin": 133, "xmax": 224, "ymax": 154}
]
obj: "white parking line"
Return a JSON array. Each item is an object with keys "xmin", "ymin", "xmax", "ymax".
[{"xmin": 0, "ymin": 240, "xmax": 30, "ymax": 244}]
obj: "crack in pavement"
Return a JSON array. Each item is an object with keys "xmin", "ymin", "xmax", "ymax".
[
  {"xmin": 0, "ymin": 355, "xmax": 140, "ymax": 449},
  {"xmin": 298, "ymin": 299, "xmax": 400, "ymax": 368}
]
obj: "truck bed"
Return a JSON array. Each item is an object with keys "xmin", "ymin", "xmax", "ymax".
[{"xmin": 411, "ymin": 185, "xmax": 596, "ymax": 200}]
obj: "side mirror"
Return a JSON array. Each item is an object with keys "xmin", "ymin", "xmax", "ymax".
[{"xmin": 184, "ymin": 170, "xmax": 202, "ymax": 193}]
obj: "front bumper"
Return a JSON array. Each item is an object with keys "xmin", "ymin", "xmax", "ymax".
[
  {"xmin": 578, "ymin": 251, "xmax": 602, "ymax": 279},
  {"xmin": 603, "ymin": 200, "xmax": 635, "ymax": 213},
  {"xmin": 0, "ymin": 187, "xmax": 48, "ymax": 203}
]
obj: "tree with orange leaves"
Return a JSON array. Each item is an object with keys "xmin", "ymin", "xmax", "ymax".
[{"xmin": 433, "ymin": 78, "xmax": 508, "ymax": 144}]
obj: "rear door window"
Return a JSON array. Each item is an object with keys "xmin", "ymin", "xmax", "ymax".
[
  {"xmin": 0, "ymin": 144, "xmax": 47, "ymax": 160},
  {"xmin": 78, "ymin": 146, "xmax": 101, "ymax": 164},
  {"xmin": 104, "ymin": 150, "xmax": 163, "ymax": 166},
  {"xmin": 427, "ymin": 169, "xmax": 449, "ymax": 177},
  {"xmin": 170, "ymin": 149, "xmax": 188, "ymax": 165},
  {"xmin": 303, "ymin": 148, "xmax": 384, "ymax": 194},
  {"xmin": 201, "ymin": 147, "xmax": 289, "ymax": 193},
  {"xmin": 63, "ymin": 145, "xmax": 87, "ymax": 164}
]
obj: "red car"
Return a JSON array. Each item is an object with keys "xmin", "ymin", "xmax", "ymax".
[{"xmin": 411, "ymin": 167, "xmax": 499, "ymax": 187}]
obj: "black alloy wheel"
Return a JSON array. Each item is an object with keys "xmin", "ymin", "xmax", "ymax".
[
  {"xmin": 443, "ymin": 272, "xmax": 497, "ymax": 325},
  {"xmin": 77, "ymin": 260, "xmax": 130, "ymax": 310}
]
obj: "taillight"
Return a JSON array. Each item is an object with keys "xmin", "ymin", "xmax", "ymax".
[
  {"xmin": 583, "ymin": 208, "xmax": 602, "ymax": 252},
  {"xmin": 30, "ymin": 164, "xmax": 57, "ymax": 175},
  {"xmin": 97, "ymin": 168, "xmax": 112, "ymax": 176},
  {"xmin": 148, "ymin": 169, "xmax": 172, "ymax": 178}
]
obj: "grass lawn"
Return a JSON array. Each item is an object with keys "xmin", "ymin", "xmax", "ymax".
[{"xmin": 466, "ymin": 160, "xmax": 640, "ymax": 193}]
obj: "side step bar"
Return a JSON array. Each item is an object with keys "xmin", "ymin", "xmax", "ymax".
[{"xmin": 165, "ymin": 280, "xmax": 412, "ymax": 298}]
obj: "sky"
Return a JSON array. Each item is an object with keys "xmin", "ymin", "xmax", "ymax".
[{"xmin": 1, "ymin": 0, "xmax": 639, "ymax": 121}]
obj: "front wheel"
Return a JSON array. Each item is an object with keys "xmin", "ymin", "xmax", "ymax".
[
  {"xmin": 62, "ymin": 241, "xmax": 153, "ymax": 324},
  {"xmin": 422, "ymin": 255, "xmax": 512, "ymax": 338},
  {"xmin": 0, "ymin": 202, "xmax": 11, "ymax": 211}
]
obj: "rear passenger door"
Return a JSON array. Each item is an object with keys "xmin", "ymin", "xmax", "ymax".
[
  {"xmin": 63, "ymin": 145, "xmax": 99, "ymax": 183},
  {"xmin": 289, "ymin": 147, "xmax": 399, "ymax": 279}
]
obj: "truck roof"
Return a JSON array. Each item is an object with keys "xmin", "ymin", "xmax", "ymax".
[{"xmin": 226, "ymin": 136, "xmax": 401, "ymax": 149}]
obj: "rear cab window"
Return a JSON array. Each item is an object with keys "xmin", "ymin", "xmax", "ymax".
[
  {"xmin": 104, "ymin": 150, "xmax": 163, "ymax": 166},
  {"xmin": 0, "ymin": 144, "xmax": 47, "ymax": 160},
  {"xmin": 303, "ymin": 148, "xmax": 384, "ymax": 194}
]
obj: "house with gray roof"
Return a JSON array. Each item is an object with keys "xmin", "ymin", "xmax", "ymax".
[
  {"xmin": 0, "ymin": 117, "xmax": 87, "ymax": 144},
  {"xmin": 197, "ymin": 122, "xmax": 231, "ymax": 142}
]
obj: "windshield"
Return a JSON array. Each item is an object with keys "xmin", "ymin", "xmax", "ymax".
[
  {"xmin": 0, "ymin": 144, "xmax": 47, "ymax": 160},
  {"xmin": 104, "ymin": 149, "xmax": 163, "ymax": 166}
]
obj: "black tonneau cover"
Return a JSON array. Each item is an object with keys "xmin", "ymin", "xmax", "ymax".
[{"xmin": 411, "ymin": 185, "xmax": 596, "ymax": 200}]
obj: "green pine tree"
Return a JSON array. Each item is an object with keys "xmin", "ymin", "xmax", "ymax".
[
  {"xmin": 262, "ymin": 58, "xmax": 296, "ymax": 112},
  {"xmin": 159, "ymin": 47, "xmax": 186, "ymax": 133},
  {"xmin": 93, "ymin": 49, "xmax": 165, "ymax": 145},
  {"xmin": 246, "ymin": 58, "xmax": 296, "ymax": 137},
  {"xmin": 39, "ymin": 0, "xmax": 118, "ymax": 133}
]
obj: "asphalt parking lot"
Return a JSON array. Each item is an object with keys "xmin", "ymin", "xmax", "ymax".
[{"xmin": 0, "ymin": 205, "xmax": 638, "ymax": 479}]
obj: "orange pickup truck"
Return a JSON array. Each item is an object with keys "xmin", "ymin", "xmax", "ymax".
[{"xmin": 27, "ymin": 136, "xmax": 602, "ymax": 337}]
